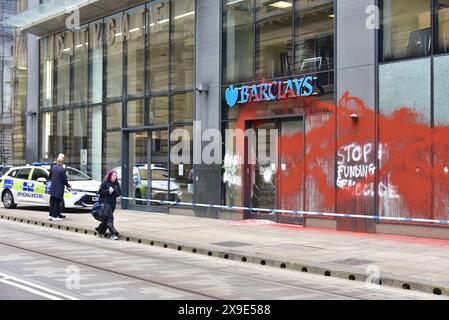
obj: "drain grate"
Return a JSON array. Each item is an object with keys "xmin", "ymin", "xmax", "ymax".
[
  {"xmin": 212, "ymin": 241, "xmax": 251, "ymax": 248},
  {"xmin": 333, "ymin": 258, "xmax": 374, "ymax": 266}
]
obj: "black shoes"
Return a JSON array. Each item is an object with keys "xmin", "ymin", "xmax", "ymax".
[{"xmin": 95, "ymin": 227, "xmax": 105, "ymax": 237}]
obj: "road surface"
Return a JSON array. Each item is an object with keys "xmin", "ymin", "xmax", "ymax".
[{"xmin": 0, "ymin": 218, "xmax": 445, "ymax": 300}]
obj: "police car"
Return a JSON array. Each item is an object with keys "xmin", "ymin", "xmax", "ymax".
[
  {"xmin": 114, "ymin": 165, "xmax": 182, "ymax": 204},
  {"xmin": 0, "ymin": 164, "xmax": 101, "ymax": 211}
]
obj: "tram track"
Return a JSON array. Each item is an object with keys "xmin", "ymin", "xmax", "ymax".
[{"xmin": 0, "ymin": 219, "xmax": 370, "ymax": 300}]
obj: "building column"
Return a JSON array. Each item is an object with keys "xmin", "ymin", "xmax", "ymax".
[
  {"xmin": 336, "ymin": 0, "xmax": 377, "ymax": 232},
  {"xmin": 25, "ymin": 0, "xmax": 40, "ymax": 164},
  {"xmin": 192, "ymin": 0, "xmax": 222, "ymax": 217}
]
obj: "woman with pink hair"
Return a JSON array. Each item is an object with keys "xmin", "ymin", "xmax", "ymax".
[{"xmin": 95, "ymin": 169, "xmax": 121, "ymax": 240}]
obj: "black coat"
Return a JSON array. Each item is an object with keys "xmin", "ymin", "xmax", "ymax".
[
  {"xmin": 50, "ymin": 164, "xmax": 70, "ymax": 199},
  {"xmin": 99, "ymin": 180, "xmax": 121, "ymax": 214}
]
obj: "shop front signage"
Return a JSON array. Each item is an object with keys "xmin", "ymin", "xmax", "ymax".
[{"xmin": 225, "ymin": 76, "xmax": 316, "ymax": 108}]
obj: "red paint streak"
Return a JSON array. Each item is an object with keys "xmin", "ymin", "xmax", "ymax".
[
  {"xmin": 229, "ymin": 91, "xmax": 449, "ymax": 225},
  {"xmin": 230, "ymin": 219, "xmax": 449, "ymax": 246}
]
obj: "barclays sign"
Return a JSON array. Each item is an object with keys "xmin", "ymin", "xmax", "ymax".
[{"xmin": 225, "ymin": 76, "xmax": 316, "ymax": 108}]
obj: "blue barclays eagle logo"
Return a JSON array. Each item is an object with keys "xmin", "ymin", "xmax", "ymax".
[{"xmin": 225, "ymin": 85, "xmax": 239, "ymax": 108}]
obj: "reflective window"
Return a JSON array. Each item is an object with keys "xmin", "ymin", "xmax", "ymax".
[
  {"xmin": 73, "ymin": 27, "xmax": 89, "ymax": 104},
  {"xmin": 36, "ymin": 0, "xmax": 197, "ymax": 203},
  {"xmin": 171, "ymin": 0, "xmax": 195, "ymax": 91},
  {"xmin": 105, "ymin": 13, "xmax": 123, "ymax": 99},
  {"xmin": 381, "ymin": 0, "xmax": 431, "ymax": 61},
  {"xmin": 103, "ymin": 131, "xmax": 122, "ymax": 175},
  {"xmin": 16, "ymin": 168, "xmax": 31, "ymax": 180},
  {"xmin": 40, "ymin": 36, "xmax": 53, "ymax": 109},
  {"xmin": 105, "ymin": 103, "xmax": 122, "ymax": 130},
  {"xmin": 437, "ymin": 0, "xmax": 449, "ymax": 53},
  {"xmin": 223, "ymin": 0, "xmax": 254, "ymax": 83},
  {"xmin": 89, "ymin": 20, "xmax": 103, "ymax": 104},
  {"xmin": 12, "ymin": 35, "xmax": 27, "ymax": 165},
  {"xmin": 256, "ymin": 0, "xmax": 292, "ymax": 19},
  {"xmin": 148, "ymin": 0, "xmax": 170, "ymax": 93},
  {"xmin": 126, "ymin": 6, "xmax": 146, "ymax": 97},
  {"xmin": 255, "ymin": 2, "xmax": 293, "ymax": 78},
  {"xmin": 127, "ymin": 100, "xmax": 145, "ymax": 127},
  {"xmin": 55, "ymin": 32, "xmax": 71, "ymax": 106},
  {"xmin": 128, "ymin": 131, "xmax": 148, "ymax": 205},
  {"xmin": 170, "ymin": 125, "xmax": 193, "ymax": 203},
  {"xmin": 31, "ymin": 169, "xmax": 48, "ymax": 181},
  {"xmin": 149, "ymin": 96, "xmax": 169, "ymax": 125},
  {"xmin": 151, "ymin": 130, "xmax": 169, "ymax": 204},
  {"xmin": 88, "ymin": 106, "xmax": 103, "ymax": 181},
  {"xmin": 294, "ymin": 0, "xmax": 334, "ymax": 75},
  {"xmin": 57, "ymin": 110, "xmax": 71, "ymax": 157},
  {"xmin": 40, "ymin": 111, "xmax": 56, "ymax": 161},
  {"xmin": 71, "ymin": 108, "xmax": 89, "ymax": 169},
  {"xmin": 173, "ymin": 92, "xmax": 194, "ymax": 123}
]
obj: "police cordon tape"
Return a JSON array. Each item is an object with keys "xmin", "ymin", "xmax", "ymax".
[{"xmin": 120, "ymin": 197, "xmax": 449, "ymax": 225}]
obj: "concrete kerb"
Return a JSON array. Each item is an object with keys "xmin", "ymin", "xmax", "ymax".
[{"xmin": 0, "ymin": 212, "xmax": 448, "ymax": 297}]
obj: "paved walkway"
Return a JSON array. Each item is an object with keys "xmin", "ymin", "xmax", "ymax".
[{"xmin": 0, "ymin": 206, "xmax": 448, "ymax": 297}]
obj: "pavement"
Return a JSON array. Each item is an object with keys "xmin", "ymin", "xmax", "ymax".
[{"xmin": 1, "ymin": 205, "xmax": 448, "ymax": 297}]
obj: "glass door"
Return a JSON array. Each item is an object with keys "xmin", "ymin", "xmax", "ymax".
[
  {"xmin": 244, "ymin": 117, "xmax": 305, "ymax": 223},
  {"xmin": 245, "ymin": 120, "xmax": 279, "ymax": 221},
  {"xmin": 149, "ymin": 129, "xmax": 170, "ymax": 207},
  {"xmin": 128, "ymin": 131, "xmax": 149, "ymax": 206},
  {"xmin": 277, "ymin": 118, "xmax": 305, "ymax": 224},
  {"xmin": 126, "ymin": 129, "xmax": 169, "ymax": 212}
]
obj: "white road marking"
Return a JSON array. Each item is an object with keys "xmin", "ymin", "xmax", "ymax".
[{"xmin": 0, "ymin": 272, "xmax": 79, "ymax": 300}]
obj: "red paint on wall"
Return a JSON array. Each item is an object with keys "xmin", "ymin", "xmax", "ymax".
[{"xmin": 228, "ymin": 91, "xmax": 449, "ymax": 229}]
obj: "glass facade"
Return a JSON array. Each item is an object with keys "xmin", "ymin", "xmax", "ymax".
[
  {"xmin": 380, "ymin": 0, "xmax": 449, "ymax": 61},
  {"xmin": 38, "ymin": 0, "xmax": 196, "ymax": 207},
  {"xmin": 0, "ymin": 0, "xmax": 448, "ymax": 231},
  {"xmin": 73, "ymin": 26, "xmax": 88, "ymax": 105},
  {"xmin": 223, "ymin": 0, "xmax": 334, "ymax": 85},
  {"xmin": 222, "ymin": 0, "xmax": 335, "ymax": 210},
  {"xmin": 0, "ymin": 0, "xmax": 27, "ymax": 166},
  {"xmin": 379, "ymin": 59, "xmax": 432, "ymax": 219},
  {"xmin": 147, "ymin": 0, "xmax": 170, "ymax": 94},
  {"xmin": 379, "ymin": 1, "xmax": 449, "ymax": 221},
  {"xmin": 105, "ymin": 13, "xmax": 123, "ymax": 100}
]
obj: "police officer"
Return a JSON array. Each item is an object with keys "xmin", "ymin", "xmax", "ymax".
[{"xmin": 48, "ymin": 154, "xmax": 72, "ymax": 221}]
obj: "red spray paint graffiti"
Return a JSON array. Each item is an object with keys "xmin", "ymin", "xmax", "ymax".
[{"xmin": 226, "ymin": 91, "xmax": 449, "ymax": 229}]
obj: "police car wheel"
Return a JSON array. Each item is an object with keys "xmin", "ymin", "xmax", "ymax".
[{"xmin": 2, "ymin": 190, "xmax": 16, "ymax": 209}]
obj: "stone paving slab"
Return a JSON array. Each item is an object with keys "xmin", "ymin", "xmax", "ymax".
[{"xmin": 0, "ymin": 205, "xmax": 448, "ymax": 297}]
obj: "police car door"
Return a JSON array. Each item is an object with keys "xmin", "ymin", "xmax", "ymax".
[
  {"xmin": 13, "ymin": 168, "xmax": 33, "ymax": 205},
  {"xmin": 30, "ymin": 168, "xmax": 50, "ymax": 205}
]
